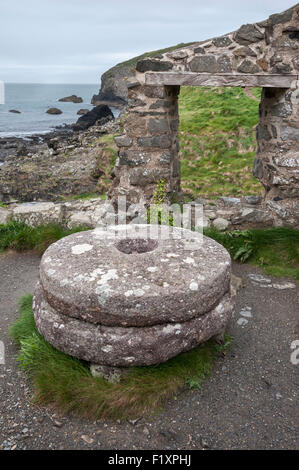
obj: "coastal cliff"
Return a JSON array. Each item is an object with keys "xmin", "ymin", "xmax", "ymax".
[{"xmin": 91, "ymin": 43, "xmax": 194, "ymax": 108}]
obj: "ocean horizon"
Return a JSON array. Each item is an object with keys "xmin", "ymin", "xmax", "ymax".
[{"xmin": 0, "ymin": 83, "xmax": 115, "ymax": 138}]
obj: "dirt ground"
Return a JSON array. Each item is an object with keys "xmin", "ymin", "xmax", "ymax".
[{"xmin": 0, "ymin": 251, "xmax": 298, "ymax": 450}]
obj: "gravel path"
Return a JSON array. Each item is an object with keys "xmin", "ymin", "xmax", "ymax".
[{"xmin": 0, "ymin": 251, "xmax": 298, "ymax": 450}]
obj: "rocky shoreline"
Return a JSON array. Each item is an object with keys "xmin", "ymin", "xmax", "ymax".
[
  {"xmin": 0, "ymin": 126, "xmax": 74, "ymax": 164},
  {"xmin": 0, "ymin": 108, "xmax": 122, "ymax": 202}
]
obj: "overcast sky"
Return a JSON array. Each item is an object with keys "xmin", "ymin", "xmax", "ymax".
[{"xmin": 0, "ymin": 0, "xmax": 296, "ymax": 84}]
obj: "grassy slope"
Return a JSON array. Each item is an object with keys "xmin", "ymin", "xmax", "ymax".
[{"xmin": 179, "ymin": 86, "xmax": 263, "ymax": 198}]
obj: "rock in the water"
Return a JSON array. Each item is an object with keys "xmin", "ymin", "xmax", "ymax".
[
  {"xmin": 72, "ymin": 105, "xmax": 114, "ymax": 131},
  {"xmin": 9, "ymin": 109, "xmax": 21, "ymax": 114},
  {"xmin": 58, "ymin": 95, "xmax": 83, "ymax": 103},
  {"xmin": 46, "ymin": 108, "xmax": 62, "ymax": 115},
  {"xmin": 77, "ymin": 109, "xmax": 89, "ymax": 115}
]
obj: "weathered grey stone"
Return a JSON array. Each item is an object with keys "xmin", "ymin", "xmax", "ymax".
[
  {"xmin": 235, "ymin": 24, "xmax": 264, "ymax": 45},
  {"xmin": 269, "ymin": 9, "xmax": 293, "ymax": 25},
  {"xmin": 257, "ymin": 124, "xmax": 272, "ymax": 141},
  {"xmin": 0, "ymin": 207, "xmax": 11, "ymax": 224},
  {"xmin": 170, "ymin": 120, "xmax": 179, "ymax": 132},
  {"xmin": 172, "ymin": 159, "xmax": 180, "ymax": 177},
  {"xmin": 37, "ymin": 225, "xmax": 232, "ymax": 327},
  {"xmin": 216, "ymin": 210, "xmax": 235, "ymax": 219},
  {"xmin": 233, "ymin": 46, "xmax": 257, "ymax": 57},
  {"xmin": 67, "ymin": 212, "xmax": 93, "ymax": 229},
  {"xmin": 217, "ymin": 55, "xmax": 232, "ymax": 73},
  {"xmin": 274, "ymin": 154, "xmax": 299, "ymax": 168},
  {"xmin": 219, "ymin": 197, "xmax": 241, "ymax": 206},
  {"xmin": 244, "ymin": 195, "xmax": 262, "ymax": 205},
  {"xmin": 149, "ymin": 100, "xmax": 171, "ymax": 110},
  {"xmin": 127, "ymin": 80, "xmax": 141, "ymax": 89},
  {"xmin": 280, "ymin": 126, "xmax": 299, "ymax": 141},
  {"xmin": 127, "ymin": 98, "xmax": 146, "ymax": 108},
  {"xmin": 271, "ymin": 125, "xmax": 278, "ymax": 139},
  {"xmin": 193, "ymin": 46, "xmax": 205, "ymax": 54},
  {"xmin": 253, "ymin": 157, "xmax": 263, "ymax": 179},
  {"xmin": 231, "ymin": 208, "xmax": 273, "ymax": 226},
  {"xmin": 136, "ymin": 59, "xmax": 173, "ymax": 73},
  {"xmin": 271, "ymin": 102, "xmax": 292, "ymax": 117},
  {"xmin": 148, "ymin": 118, "xmax": 169, "ymax": 134},
  {"xmin": 167, "ymin": 50, "xmax": 189, "ymax": 60},
  {"xmin": 12, "ymin": 202, "xmax": 62, "ymax": 227},
  {"xmin": 33, "ymin": 282, "xmax": 234, "ymax": 367},
  {"xmin": 237, "ymin": 59, "xmax": 259, "ymax": 74},
  {"xmin": 212, "ymin": 36, "xmax": 232, "ymax": 47},
  {"xmin": 125, "ymin": 114, "xmax": 147, "ymax": 136},
  {"xmin": 189, "ymin": 55, "xmax": 217, "ymax": 73},
  {"xmin": 273, "ymin": 63, "xmax": 292, "ymax": 74},
  {"xmin": 137, "ymin": 135, "xmax": 172, "ymax": 149},
  {"xmin": 159, "ymin": 152, "xmax": 173, "ymax": 164},
  {"xmin": 144, "ymin": 86, "xmax": 166, "ymax": 99},
  {"xmin": 213, "ymin": 218, "xmax": 229, "ymax": 231},
  {"xmin": 119, "ymin": 150, "xmax": 151, "ymax": 166},
  {"xmin": 114, "ymin": 136, "xmax": 133, "ymax": 147},
  {"xmin": 129, "ymin": 168, "xmax": 170, "ymax": 186}
]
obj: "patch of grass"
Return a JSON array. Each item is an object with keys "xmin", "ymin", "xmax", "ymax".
[
  {"xmin": 178, "ymin": 86, "xmax": 263, "ymax": 198},
  {"xmin": 9, "ymin": 296, "xmax": 230, "ymax": 420},
  {"xmin": 205, "ymin": 227, "xmax": 299, "ymax": 280},
  {"xmin": 0, "ymin": 221, "xmax": 89, "ymax": 255}
]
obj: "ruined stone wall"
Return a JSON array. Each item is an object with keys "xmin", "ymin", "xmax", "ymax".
[
  {"xmin": 111, "ymin": 4, "xmax": 299, "ymax": 226},
  {"xmin": 110, "ymin": 84, "xmax": 181, "ymax": 204}
]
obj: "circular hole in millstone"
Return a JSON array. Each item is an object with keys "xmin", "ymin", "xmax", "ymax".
[{"xmin": 116, "ymin": 238, "xmax": 158, "ymax": 254}]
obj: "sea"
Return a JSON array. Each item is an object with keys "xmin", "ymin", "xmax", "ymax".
[{"xmin": 0, "ymin": 83, "xmax": 118, "ymax": 138}]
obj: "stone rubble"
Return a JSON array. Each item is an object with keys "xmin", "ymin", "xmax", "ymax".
[{"xmin": 1, "ymin": 191, "xmax": 297, "ymax": 229}]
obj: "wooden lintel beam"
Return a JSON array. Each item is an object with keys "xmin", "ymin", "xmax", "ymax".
[{"xmin": 145, "ymin": 72, "xmax": 298, "ymax": 88}]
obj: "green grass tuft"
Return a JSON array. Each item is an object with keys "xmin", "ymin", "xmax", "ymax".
[
  {"xmin": 9, "ymin": 296, "xmax": 230, "ymax": 420},
  {"xmin": 205, "ymin": 227, "xmax": 299, "ymax": 280},
  {"xmin": 0, "ymin": 221, "xmax": 89, "ymax": 254}
]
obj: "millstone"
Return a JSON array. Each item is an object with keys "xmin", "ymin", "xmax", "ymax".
[{"xmin": 33, "ymin": 224, "xmax": 235, "ymax": 367}]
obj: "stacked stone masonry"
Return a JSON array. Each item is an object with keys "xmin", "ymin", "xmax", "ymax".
[
  {"xmin": 110, "ymin": 4, "xmax": 299, "ymax": 227},
  {"xmin": 1, "ymin": 193, "xmax": 291, "ymax": 230}
]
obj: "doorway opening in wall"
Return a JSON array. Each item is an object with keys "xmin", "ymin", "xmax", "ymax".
[{"xmin": 178, "ymin": 86, "xmax": 264, "ymax": 202}]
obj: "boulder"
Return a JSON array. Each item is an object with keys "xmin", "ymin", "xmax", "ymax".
[
  {"xmin": 77, "ymin": 109, "xmax": 89, "ymax": 115},
  {"xmin": 58, "ymin": 95, "xmax": 83, "ymax": 103},
  {"xmin": 46, "ymin": 108, "xmax": 62, "ymax": 115},
  {"xmin": 72, "ymin": 105, "xmax": 114, "ymax": 131},
  {"xmin": 213, "ymin": 218, "xmax": 230, "ymax": 231},
  {"xmin": 12, "ymin": 202, "xmax": 62, "ymax": 226}
]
